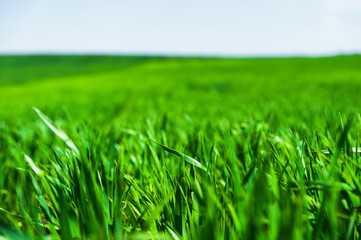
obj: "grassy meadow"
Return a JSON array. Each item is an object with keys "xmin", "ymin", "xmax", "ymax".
[{"xmin": 1, "ymin": 55, "xmax": 361, "ymax": 239}]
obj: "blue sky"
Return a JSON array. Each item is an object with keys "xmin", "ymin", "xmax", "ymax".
[{"xmin": 0, "ymin": 0, "xmax": 360, "ymax": 56}]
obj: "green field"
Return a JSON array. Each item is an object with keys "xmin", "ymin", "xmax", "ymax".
[{"xmin": 1, "ymin": 55, "xmax": 361, "ymax": 239}]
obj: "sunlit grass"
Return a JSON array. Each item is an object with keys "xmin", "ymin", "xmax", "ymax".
[{"xmin": 1, "ymin": 55, "xmax": 361, "ymax": 239}]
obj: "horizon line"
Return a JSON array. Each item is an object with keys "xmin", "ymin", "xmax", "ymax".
[{"xmin": 0, "ymin": 51, "xmax": 360, "ymax": 59}]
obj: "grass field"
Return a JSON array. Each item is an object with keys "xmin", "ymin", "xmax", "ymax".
[{"xmin": 1, "ymin": 55, "xmax": 361, "ymax": 239}]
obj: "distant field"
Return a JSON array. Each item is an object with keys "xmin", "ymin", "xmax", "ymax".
[
  {"xmin": 1, "ymin": 55, "xmax": 361, "ymax": 239},
  {"xmin": 1, "ymin": 55, "xmax": 361, "ymax": 122}
]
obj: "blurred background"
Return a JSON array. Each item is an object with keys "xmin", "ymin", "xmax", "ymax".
[{"xmin": 0, "ymin": 0, "xmax": 361, "ymax": 124}]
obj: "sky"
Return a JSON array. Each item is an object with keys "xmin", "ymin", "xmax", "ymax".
[{"xmin": 0, "ymin": 0, "xmax": 360, "ymax": 56}]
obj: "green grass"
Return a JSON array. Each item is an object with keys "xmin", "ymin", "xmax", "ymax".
[{"xmin": 1, "ymin": 55, "xmax": 361, "ymax": 239}]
